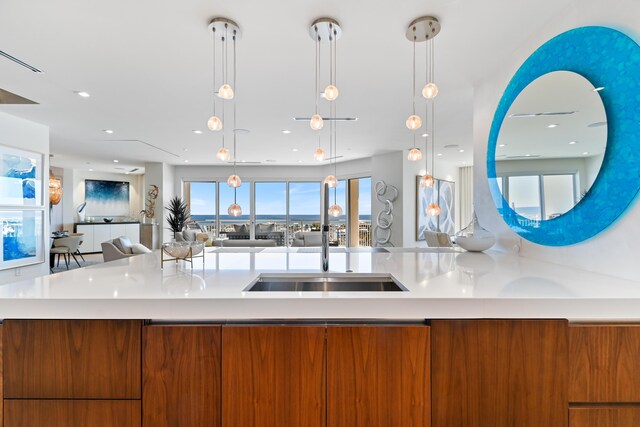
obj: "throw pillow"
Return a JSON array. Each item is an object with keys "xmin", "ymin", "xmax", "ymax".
[
  {"xmin": 183, "ymin": 229, "xmax": 197, "ymax": 242},
  {"xmin": 130, "ymin": 243, "xmax": 152, "ymax": 254},
  {"xmin": 113, "ymin": 236, "xmax": 133, "ymax": 254}
]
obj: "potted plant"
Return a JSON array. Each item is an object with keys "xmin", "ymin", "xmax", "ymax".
[{"xmin": 165, "ymin": 196, "xmax": 189, "ymax": 240}]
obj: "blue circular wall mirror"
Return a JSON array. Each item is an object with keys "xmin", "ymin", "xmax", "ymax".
[{"xmin": 487, "ymin": 26, "xmax": 640, "ymax": 246}]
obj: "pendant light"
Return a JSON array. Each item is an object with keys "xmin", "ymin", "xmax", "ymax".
[
  {"xmin": 209, "ymin": 18, "xmax": 240, "ymax": 161},
  {"xmin": 310, "ymin": 25, "xmax": 324, "ymax": 131},
  {"xmin": 207, "ymin": 25, "xmax": 222, "ymax": 132},
  {"xmin": 328, "ymin": 90, "xmax": 342, "ymax": 217},
  {"xmin": 405, "ymin": 32, "xmax": 422, "ymax": 131},
  {"xmin": 314, "ymin": 135, "xmax": 325, "ymax": 161},
  {"xmin": 406, "ymin": 16, "xmax": 441, "ymax": 212}
]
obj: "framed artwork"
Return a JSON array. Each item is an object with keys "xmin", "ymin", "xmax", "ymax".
[
  {"xmin": 416, "ymin": 176, "xmax": 456, "ymax": 240},
  {"xmin": 0, "ymin": 144, "xmax": 44, "ymax": 207},
  {"xmin": 85, "ymin": 179, "xmax": 130, "ymax": 217},
  {"xmin": 0, "ymin": 209, "xmax": 45, "ymax": 270}
]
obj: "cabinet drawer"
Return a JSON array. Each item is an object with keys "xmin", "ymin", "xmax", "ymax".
[
  {"xmin": 4, "ymin": 320, "xmax": 141, "ymax": 399},
  {"xmin": 4, "ymin": 400, "xmax": 141, "ymax": 427},
  {"xmin": 570, "ymin": 325, "xmax": 640, "ymax": 402},
  {"xmin": 570, "ymin": 407, "xmax": 640, "ymax": 427}
]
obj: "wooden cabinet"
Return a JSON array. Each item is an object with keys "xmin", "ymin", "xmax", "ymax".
[
  {"xmin": 431, "ymin": 320, "xmax": 568, "ymax": 427},
  {"xmin": 327, "ymin": 325, "xmax": 430, "ymax": 427},
  {"xmin": 3, "ymin": 320, "xmax": 141, "ymax": 399},
  {"xmin": 4, "ymin": 400, "xmax": 140, "ymax": 427},
  {"xmin": 570, "ymin": 407, "xmax": 640, "ymax": 427},
  {"xmin": 143, "ymin": 325, "xmax": 221, "ymax": 427},
  {"xmin": 569, "ymin": 324, "xmax": 640, "ymax": 403},
  {"xmin": 222, "ymin": 325, "xmax": 326, "ymax": 427}
]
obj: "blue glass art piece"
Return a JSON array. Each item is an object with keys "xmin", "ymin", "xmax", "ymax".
[
  {"xmin": 487, "ymin": 26, "xmax": 640, "ymax": 246},
  {"xmin": 85, "ymin": 179, "xmax": 130, "ymax": 217},
  {"xmin": 0, "ymin": 210, "xmax": 43, "ymax": 269}
]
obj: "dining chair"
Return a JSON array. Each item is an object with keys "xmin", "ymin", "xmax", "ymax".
[{"xmin": 52, "ymin": 236, "xmax": 83, "ymax": 269}]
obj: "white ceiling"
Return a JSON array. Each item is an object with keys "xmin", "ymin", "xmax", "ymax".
[{"xmin": 0, "ymin": 0, "xmax": 578, "ymax": 173}]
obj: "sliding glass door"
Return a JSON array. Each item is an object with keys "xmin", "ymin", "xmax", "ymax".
[{"xmin": 254, "ymin": 182, "xmax": 287, "ymax": 246}]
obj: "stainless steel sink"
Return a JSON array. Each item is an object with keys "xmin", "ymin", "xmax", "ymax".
[{"xmin": 245, "ymin": 274, "xmax": 407, "ymax": 292}]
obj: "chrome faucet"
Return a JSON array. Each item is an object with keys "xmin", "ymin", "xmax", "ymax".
[{"xmin": 321, "ymin": 182, "xmax": 329, "ymax": 272}]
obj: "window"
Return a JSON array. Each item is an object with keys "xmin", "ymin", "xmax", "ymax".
[
  {"xmin": 219, "ymin": 184, "xmax": 250, "ymax": 237},
  {"xmin": 254, "ymin": 182, "xmax": 287, "ymax": 246},
  {"xmin": 347, "ymin": 177, "xmax": 372, "ymax": 247},
  {"xmin": 289, "ymin": 182, "xmax": 321, "ymax": 241},
  {"xmin": 184, "ymin": 181, "xmax": 216, "ymax": 234},
  {"xmin": 329, "ymin": 180, "xmax": 347, "ymax": 246},
  {"xmin": 499, "ymin": 173, "xmax": 576, "ymax": 220}
]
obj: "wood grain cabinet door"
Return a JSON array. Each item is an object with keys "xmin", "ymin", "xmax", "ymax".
[
  {"xmin": 327, "ymin": 325, "xmax": 430, "ymax": 427},
  {"xmin": 570, "ymin": 407, "xmax": 640, "ymax": 427},
  {"xmin": 222, "ymin": 325, "xmax": 326, "ymax": 427},
  {"xmin": 569, "ymin": 325, "xmax": 640, "ymax": 402},
  {"xmin": 4, "ymin": 400, "xmax": 141, "ymax": 427},
  {"xmin": 143, "ymin": 325, "xmax": 221, "ymax": 427},
  {"xmin": 431, "ymin": 320, "xmax": 568, "ymax": 427},
  {"xmin": 3, "ymin": 320, "xmax": 141, "ymax": 399}
]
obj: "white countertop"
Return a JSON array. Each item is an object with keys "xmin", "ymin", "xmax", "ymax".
[{"xmin": 0, "ymin": 247, "xmax": 639, "ymax": 321}]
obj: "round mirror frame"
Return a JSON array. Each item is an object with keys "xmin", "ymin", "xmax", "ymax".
[{"xmin": 487, "ymin": 26, "xmax": 640, "ymax": 246}]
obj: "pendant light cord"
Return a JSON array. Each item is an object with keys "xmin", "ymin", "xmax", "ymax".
[
  {"xmin": 212, "ymin": 28, "xmax": 216, "ymax": 116},
  {"xmin": 221, "ymin": 34, "xmax": 226, "ymax": 149},
  {"xmin": 233, "ymin": 31, "xmax": 237, "ymax": 174},
  {"xmin": 315, "ymin": 28, "xmax": 319, "ymax": 114}
]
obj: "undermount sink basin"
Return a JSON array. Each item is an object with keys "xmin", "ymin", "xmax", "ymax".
[{"xmin": 245, "ymin": 274, "xmax": 407, "ymax": 292}]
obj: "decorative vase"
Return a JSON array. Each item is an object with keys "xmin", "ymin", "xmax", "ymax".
[{"xmin": 455, "ymin": 211, "xmax": 495, "ymax": 252}]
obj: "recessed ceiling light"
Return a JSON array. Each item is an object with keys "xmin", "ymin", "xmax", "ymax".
[
  {"xmin": 282, "ymin": 130, "xmax": 291, "ymax": 134},
  {"xmin": 583, "ymin": 151, "xmax": 590, "ymax": 155},
  {"xmin": 89, "ymin": 168, "xmax": 93, "ymax": 172},
  {"xmin": 499, "ymin": 144, "xmax": 506, "ymax": 147},
  {"xmin": 525, "ymin": 154, "xmax": 531, "ymax": 157},
  {"xmin": 75, "ymin": 91, "xmax": 90, "ymax": 98},
  {"xmin": 192, "ymin": 130, "xmax": 203, "ymax": 134},
  {"xmin": 593, "ymin": 86, "xmax": 605, "ymax": 92},
  {"xmin": 437, "ymin": 153, "xmax": 443, "ymax": 157},
  {"xmin": 298, "ymin": 160, "xmax": 303, "ymax": 163},
  {"xmin": 292, "ymin": 148, "xmax": 299, "ymax": 152},
  {"xmin": 103, "ymin": 129, "xmax": 114, "ymax": 134},
  {"xmin": 547, "ymin": 124, "xmax": 559, "ymax": 128},
  {"xmin": 183, "ymin": 148, "xmax": 189, "ymax": 152},
  {"xmin": 113, "ymin": 159, "xmax": 119, "ymax": 163},
  {"xmin": 421, "ymin": 133, "xmax": 429, "ymax": 138},
  {"xmin": 569, "ymin": 141, "xmax": 577, "ymax": 145},
  {"xmin": 184, "ymin": 160, "xmax": 189, "ymax": 163},
  {"xmin": 458, "ymin": 149, "xmax": 465, "ymax": 153},
  {"xmin": 444, "ymin": 144, "xmax": 459, "ymax": 149},
  {"xmin": 241, "ymin": 160, "xmax": 246, "ymax": 163}
]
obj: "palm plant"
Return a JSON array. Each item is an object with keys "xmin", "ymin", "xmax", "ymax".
[{"xmin": 165, "ymin": 196, "xmax": 189, "ymax": 236}]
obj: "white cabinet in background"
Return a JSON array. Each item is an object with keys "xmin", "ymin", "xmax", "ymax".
[{"xmin": 75, "ymin": 223, "xmax": 141, "ymax": 253}]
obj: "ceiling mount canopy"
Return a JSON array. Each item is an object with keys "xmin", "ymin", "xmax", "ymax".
[
  {"xmin": 405, "ymin": 16, "xmax": 441, "ymax": 42},
  {"xmin": 207, "ymin": 18, "xmax": 241, "ymax": 40},
  {"xmin": 308, "ymin": 18, "xmax": 342, "ymax": 42}
]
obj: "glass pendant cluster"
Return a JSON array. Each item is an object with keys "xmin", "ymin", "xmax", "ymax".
[
  {"xmin": 208, "ymin": 18, "xmax": 243, "ymax": 216},
  {"xmin": 406, "ymin": 16, "xmax": 442, "ymax": 216},
  {"xmin": 208, "ymin": 18, "xmax": 240, "ymax": 162},
  {"xmin": 309, "ymin": 18, "xmax": 342, "ymax": 164}
]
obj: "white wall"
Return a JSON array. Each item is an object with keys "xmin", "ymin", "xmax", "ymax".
[
  {"xmin": 50, "ymin": 166, "xmax": 64, "ymax": 232},
  {"xmin": 371, "ymin": 152, "xmax": 404, "ymax": 247},
  {"xmin": 0, "ymin": 112, "xmax": 49, "ymax": 284},
  {"xmin": 473, "ymin": 0, "xmax": 640, "ymax": 281}
]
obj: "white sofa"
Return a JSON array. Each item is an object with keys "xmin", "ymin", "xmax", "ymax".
[
  {"xmin": 291, "ymin": 231, "xmax": 322, "ymax": 247},
  {"xmin": 102, "ymin": 236, "xmax": 151, "ymax": 262}
]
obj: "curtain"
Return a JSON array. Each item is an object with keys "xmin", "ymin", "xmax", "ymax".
[{"xmin": 458, "ymin": 166, "xmax": 474, "ymax": 230}]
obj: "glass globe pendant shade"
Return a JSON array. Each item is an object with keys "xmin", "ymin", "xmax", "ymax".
[
  {"xmin": 422, "ymin": 82, "xmax": 439, "ymax": 99},
  {"xmin": 420, "ymin": 174, "xmax": 435, "ymax": 188},
  {"xmin": 216, "ymin": 147, "xmax": 230, "ymax": 161},
  {"xmin": 227, "ymin": 203, "xmax": 242, "ymax": 217},
  {"xmin": 227, "ymin": 174, "xmax": 242, "ymax": 188},
  {"xmin": 328, "ymin": 204, "xmax": 343, "ymax": 217},
  {"xmin": 314, "ymin": 147, "xmax": 325, "ymax": 161},
  {"xmin": 324, "ymin": 85, "xmax": 339, "ymax": 101},
  {"xmin": 406, "ymin": 114, "xmax": 422, "ymax": 130},
  {"xmin": 427, "ymin": 202, "xmax": 441, "ymax": 216},
  {"xmin": 324, "ymin": 175, "xmax": 337, "ymax": 188},
  {"xmin": 310, "ymin": 114, "xmax": 324, "ymax": 130},
  {"xmin": 207, "ymin": 116, "xmax": 223, "ymax": 131},
  {"xmin": 217, "ymin": 84, "xmax": 234, "ymax": 100},
  {"xmin": 408, "ymin": 148, "xmax": 423, "ymax": 161}
]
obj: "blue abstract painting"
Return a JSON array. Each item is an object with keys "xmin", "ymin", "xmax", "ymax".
[
  {"xmin": 0, "ymin": 145, "xmax": 42, "ymax": 206},
  {"xmin": 85, "ymin": 179, "xmax": 130, "ymax": 217},
  {"xmin": 0, "ymin": 210, "xmax": 43, "ymax": 269}
]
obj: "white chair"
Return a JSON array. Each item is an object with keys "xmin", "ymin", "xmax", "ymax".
[
  {"xmin": 52, "ymin": 236, "xmax": 83, "ymax": 269},
  {"xmin": 291, "ymin": 231, "xmax": 322, "ymax": 247},
  {"xmin": 102, "ymin": 236, "xmax": 151, "ymax": 262},
  {"xmin": 423, "ymin": 230, "xmax": 454, "ymax": 248}
]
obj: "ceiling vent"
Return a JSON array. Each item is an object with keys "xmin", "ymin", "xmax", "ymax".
[
  {"xmin": 106, "ymin": 139, "xmax": 180, "ymax": 158},
  {"xmin": 0, "ymin": 88, "xmax": 37, "ymax": 104},
  {"xmin": 508, "ymin": 111, "xmax": 576, "ymax": 118},
  {"xmin": 0, "ymin": 50, "xmax": 43, "ymax": 73}
]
